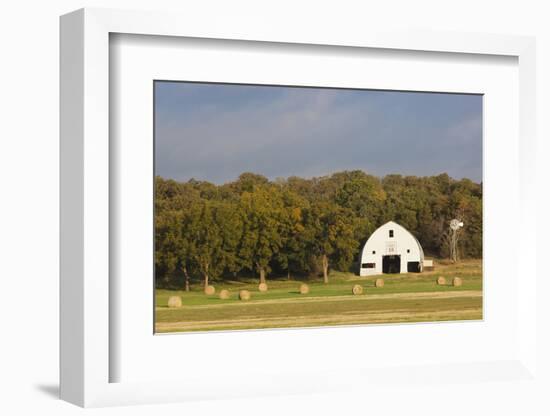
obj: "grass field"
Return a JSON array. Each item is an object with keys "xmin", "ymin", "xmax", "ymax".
[{"xmin": 155, "ymin": 259, "xmax": 482, "ymax": 333}]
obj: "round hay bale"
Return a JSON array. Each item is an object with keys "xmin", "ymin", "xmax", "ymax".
[
  {"xmin": 167, "ymin": 296, "xmax": 182, "ymax": 308},
  {"xmin": 299, "ymin": 283, "xmax": 309, "ymax": 295},
  {"xmin": 452, "ymin": 277, "xmax": 463, "ymax": 287},
  {"xmin": 219, "ymin": 289, "xmax": 230, "ymax": 300},
  {"xmin": 352, "ymin": 284, "xmax": 363, "ymax": 295},
  {"xmin": 239, "ymin": 290, "xmax": 251, "ymax": 301},
  {"xmin": 204, "ymin": 285, "xmax": 215, "ymax": 295},
  {"xmin": 436, "ymin": 276, "xmax": 446, "ymax": 285},
  {"xmin": 375, "ymin": 278, "xmax": 384, "ymax": 288},
  {"xmin": 258, "ymin": 282, "xmax": 268, "ymax": 292}
]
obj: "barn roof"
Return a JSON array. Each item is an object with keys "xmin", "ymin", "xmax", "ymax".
[{"xmin": 369, "ymin": 221, "xmax": 424, "ymax": 259}]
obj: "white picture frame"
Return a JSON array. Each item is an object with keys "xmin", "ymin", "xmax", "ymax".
[{"xmin": 60, "ymin": 7, "xmax": 538, "ymax": 408}]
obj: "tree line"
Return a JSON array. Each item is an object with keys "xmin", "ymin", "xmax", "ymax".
[{"xmin": 155, "ymin": 171, "xmax": 482, "ymax": 290}]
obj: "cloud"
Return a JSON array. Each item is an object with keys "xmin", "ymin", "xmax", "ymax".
[{"xmin": 155, "ymin": 83, "xmax": 482, "ymax": 183}]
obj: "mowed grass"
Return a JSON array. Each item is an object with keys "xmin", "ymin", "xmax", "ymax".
[{"xmin": 155, "ymin": 259, "xmax": 482, "ymax": 333}]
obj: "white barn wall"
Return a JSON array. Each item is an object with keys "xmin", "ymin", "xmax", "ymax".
[{"xmin": 360, "ymin": 221, "xmax": 424, "ymax": 276}]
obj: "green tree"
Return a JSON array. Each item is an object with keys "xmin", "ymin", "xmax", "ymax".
[
  {"xmin": 188, "ymin": 200, "xmax": 224, "ymax": 289},
  {"xmin": 334, "ymin": 170, "xmax": 386, "ymax": 244},
  {"xmin": 276, "ymin": 189, "xmax": 309, "ymax": 279},
  {"xmin": 215, "ymin": 200, "xmax": 244, "ymax": 278},
  {"xmin": 154, "ymin": 170, "xmax": 483, "ymax": 288},
  {"xmin": 154, "ymin": 209, "xmax": 181, "ymax": 288},
  {"xmin": 305, "ymin": 202, "xmax": 358, "ymax": 283},
  {"xmin": 238, "ymin": 186, "xmax": 284, "ymax": 284}
]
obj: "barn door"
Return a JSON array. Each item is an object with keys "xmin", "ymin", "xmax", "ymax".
[{"xmin": 382, "ymin": 255, "xmax": 401, "ymax": 274}]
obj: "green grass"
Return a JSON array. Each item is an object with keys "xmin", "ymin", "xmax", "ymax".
[{"xmin": 155, "ymin": 259, "xmax": 482, "ymax": 333}]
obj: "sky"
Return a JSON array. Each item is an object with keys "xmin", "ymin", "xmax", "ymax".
[{"xmin": 154, "ymin": 81, "xmax": 482, "ymax": 184}]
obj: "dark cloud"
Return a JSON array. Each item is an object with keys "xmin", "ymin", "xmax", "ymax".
[{"xmin": 155, "ymin": 82, "xmax": 482, "ymax": 183}]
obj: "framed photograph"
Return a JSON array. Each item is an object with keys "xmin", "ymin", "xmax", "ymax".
[
  {"xmin": 152, "ymin": 81, "xmax": 484, "ymax": 334},
  {"xmin": 60, "ymin": 8, "xmax": 538, "ymax": 408}
]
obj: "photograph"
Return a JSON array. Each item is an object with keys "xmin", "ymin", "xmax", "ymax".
[{"xmin": 154, "ymin": 81, "xmax": 483, "ymax": 333}]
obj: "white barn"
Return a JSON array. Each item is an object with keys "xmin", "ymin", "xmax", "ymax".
[{"xmin": 359, "ymin": 221, "xmax": 425, "ymax": 276}]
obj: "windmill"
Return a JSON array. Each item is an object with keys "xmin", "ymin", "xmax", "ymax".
[{"xmin": 449, "ymin": 219, "xmax": 464, "ymax": 263}]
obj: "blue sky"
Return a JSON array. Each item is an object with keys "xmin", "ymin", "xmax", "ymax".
[{"xmin": 155, "ymin": 82, "xmax": 482, "ymax": 184}]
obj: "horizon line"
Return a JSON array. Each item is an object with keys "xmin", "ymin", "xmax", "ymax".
[{"xmin": 155, "ymin": 169, "xmax": 482, "ymax": 186}]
